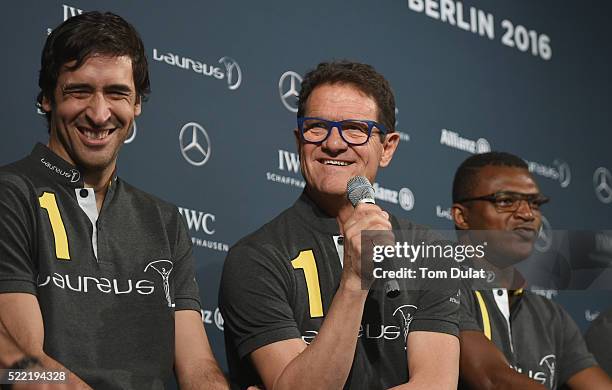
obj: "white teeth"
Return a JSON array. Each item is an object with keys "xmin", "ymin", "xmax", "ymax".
[
  {"xmin": 82, "ymin": 129, "xmax": 110, "ymax": 140},
  {"xmin": 323, "ymin": 160, "xmax": 349, "ymax": 166}
]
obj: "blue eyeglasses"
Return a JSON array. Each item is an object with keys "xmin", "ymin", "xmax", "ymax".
[{"xmin": 297, "ymin": 117, "xmax": 388, "ymax": 146}]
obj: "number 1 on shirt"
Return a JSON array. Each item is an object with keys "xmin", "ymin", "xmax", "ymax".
[
  {"xmin": 39, "ymin": 192, "xmax": 70, "ymax": 260},
  {"xmin": 291, "ymin": 250, "xmax": 323, "ymax": 318}
]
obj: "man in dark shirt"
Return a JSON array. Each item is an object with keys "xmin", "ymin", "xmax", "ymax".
[
  {"xmin": 451, "ymin": 151, "xmax": 611, "ymax": 389},
  {"xmin": 586, "ymin": 308, "xmax": 612, "ymax": 377},
  {"xmin": 0, "ymin": 12, "xmax": 227, "ymax": 389},
  {"xmin": 220, "ymin": 61, "xmax": 460, "ymax": 390}
]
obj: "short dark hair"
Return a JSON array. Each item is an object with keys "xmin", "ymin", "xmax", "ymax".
[
  {"xmin": 452, "ymin": 151, "xmax": 529, "ymax": 203},
  {"xmin": 37, "ymin": 11, "xmax": 150, "ymax": 125},
  {"xmin": 297, "ymin": 61, "xmax": 396, "ymax": 134}
]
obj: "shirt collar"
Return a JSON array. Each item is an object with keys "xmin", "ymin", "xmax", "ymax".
[
  {"xmin": 293, "ymin": 191, "xmax": 341, "ymax": 235},
  {"xmin": 29, "ymin": 143, "xmax": 84, "ymax": 188}
]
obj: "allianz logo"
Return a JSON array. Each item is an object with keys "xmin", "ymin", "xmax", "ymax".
[
  {"xmin": 525, "ymin": 159, "xmax": 571, "ymax": 188},
  {"xmin": 440, "ymin": 129, "xmax": 490, "ymax": 154},
  {"xmin": 178, "ymin": 207, "xmax": 216, "ymax": 235}
]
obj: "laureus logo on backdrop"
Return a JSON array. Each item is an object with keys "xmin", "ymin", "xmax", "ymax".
[
  {"xmin": 440, "ymin": 129, "xmax": 490, "ymax": 154},
  {"xmin": 279, "ymin": 71, "xmax": 303, "ymax": 112},
  {"xmin": 179, "ymin": 122, "xmax": 211, "ymax": 166},
  {"xmin": 526, "ymin": 159, "xmax": 571, "ymax": 188},
  {"xmin": 593, "ymin": 167, "xmax": 612, "ymax": 204},
  {"xmin": 152, "ymin": 49, "xmax": 242, "ymax": 90}
]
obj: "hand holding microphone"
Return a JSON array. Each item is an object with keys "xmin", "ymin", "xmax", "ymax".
[{"xmin": 342, "ymin": 176, "xmax": 399, "ymax": 297}]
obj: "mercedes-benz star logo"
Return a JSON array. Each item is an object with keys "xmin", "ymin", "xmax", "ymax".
[
  {"xmin": 279, "ymin": 71, "xmax": 302, "ymax": 113},
  {"xmin": 179, "ymin": 122, "xmax": 211, "ymax": 166},
  {"xmin": 535, "ymin": 215, "xmax": 553, "ymax": 253},
  {"xmin": 218, "ymin": 56, "xmax": 242, "ymax": 90},
  {"xmin": 593, "ymin": 167, "xmax": 612, "ymax": 204}
]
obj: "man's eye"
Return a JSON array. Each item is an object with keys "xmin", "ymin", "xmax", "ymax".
[
  {"xmin": 495, "ymin": 198, "xmax": 515, "ymax": 207},
  {"xmin": 66, "ymin": 90, "xmax": 90, "ymax": 98}
]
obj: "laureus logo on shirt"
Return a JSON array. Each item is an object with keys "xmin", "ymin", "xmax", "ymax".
[
  {"xmin": 393, "ymin": 304, "xmax": 417, "ymax": 348},
  {"xmin": 513, "ymin": 354, "xmax": 556, "ymax": 387},
  {"xmin": 144, "ymin": 260, "xmax": 175, "ymax": 308},
  {"xmin": 40, "ymin": 158, "xmax": 80, "ymax": 183}
]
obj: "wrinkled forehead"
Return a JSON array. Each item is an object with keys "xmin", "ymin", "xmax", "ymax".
[{"xmin": 473, "ymin": 166, "xmax": 540, "ymax": 195}]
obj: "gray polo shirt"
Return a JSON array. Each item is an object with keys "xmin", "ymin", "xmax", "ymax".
[{"xmin": 0, "ymin": 143, "xmax": 201, "ymax": 389}]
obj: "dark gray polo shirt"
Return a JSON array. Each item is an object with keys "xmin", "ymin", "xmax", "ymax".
[
  {"xmin": 0, "ymin": 143, "xmax": 201, "ymax": 389},
  {"xmin": 220, "ymin": 192, "xmax": 459, "ymax": 390},
  {"xmin": 459, "ymin": 283, "xmax": 597, "ymax": 389}
]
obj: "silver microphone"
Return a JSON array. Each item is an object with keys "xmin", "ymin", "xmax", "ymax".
[{"xmin": 346, "ymin": 176, "xmax": 400, "ymax": 298}]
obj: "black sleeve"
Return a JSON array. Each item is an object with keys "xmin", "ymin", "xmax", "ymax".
[
  {"xmin": 171, "ymin": 210, "xmax": 201, "ymax": 312},
  {"xmin": 219, "ymin": 242, "xmax": 301, "ymax": 359},
  {"xmin": 585, "ymin": 309, "xmax": 612, "ymax": 377},
  {"xmin": 556, "ymin": 304, "xmax": 598, "ymax": 385},
  {"xmin": 0, "ymin": 173, "xmax": 37, "ymax": 294},
  {"xmin": 410, "ymin": 287, "xmax": 459, "ymax": 337}
]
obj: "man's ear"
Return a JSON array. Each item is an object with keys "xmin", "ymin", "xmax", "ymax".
[
  {"xmin": 41, "ymin": 94, "xmax": 52, "ymax": 113},
  {"xmin": 452, "ymin": 203, "xmax": 470, "ymax": 230},
  {"xmin": 379, "ymin": 132, "xmax": 400, "ymax": 168},
  {"xmin": 293, "ymin": 128, "xmax": 302, "ymax": 152},
  {"xmin": 134, "ymin": 94, "xmax": 142, "ymax": 116}
]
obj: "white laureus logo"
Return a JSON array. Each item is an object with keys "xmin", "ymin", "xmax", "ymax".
[
  {"xmin": 593, "ymin": 167, "xmax": 612, "ymax": 204},
  {"xmin": 218, "ymin": 56, "xmax": 242, "ymax": 90},
  {"xmin": 539, "ymin": 354, "xmax": 556, "ymax": 388},
  {"xmin": 179, "ymin": 122, "xmax": 211, "ymax": 166},
  {"xmin": 555, "ymin": 160, "xmax": 571, "ymax": 188},
  {"xmin": 214, "ymin": 308, "xmax": 224, "ymax": 331},
  {"xmin": 278, "ymin": 71, "xmax": 302, "ymax": 113},
  {"xmin": 535, "ymin": 215, "xmax": 553, "ymax": 253},
  {"xmin": 124, "ymin": 121, "xmax": 137, "ymax": 144},
  {"xmin": 393, "ymin": 304, "xmax": 417, "ymax": 349},
  {"xmin": 144, "ymin": 260, "xmax": 174, "ymax": 308}
]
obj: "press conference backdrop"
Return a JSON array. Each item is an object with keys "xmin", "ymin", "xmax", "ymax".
[{"xmin": 1, "ymin": 0, "xmax": 611, "ymax": 372}]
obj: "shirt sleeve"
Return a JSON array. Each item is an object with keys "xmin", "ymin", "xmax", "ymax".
[
  {"xmin": 0, "ymin": 173, "xmax": 37, "ymax": 294},
  {"xmin": 556, "ymin": 303, "xmax": 598, "ymax": 385},
  {"xmin": 585, "ymin": 309, "xmax": 612, "ymax": 377},
  {"xmin": 410, "ymin": 286, "xmax": 460, "ymax": 337},
  {"xmin": 171, "ymin": 209, "xmax": 202, "ymax": 312},
  {"xmin": 219, "ymin": 242, "xmax": 301, "ymax": 359}
]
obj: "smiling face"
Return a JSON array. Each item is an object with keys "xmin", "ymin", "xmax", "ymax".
[
  {"xmin": 454, "ymin": 165, "xmax": 543, "ymax": 263},
  {"xmin": 296, "ymin": 83, "xmax": 399, "ymax": 200},
  {"xmin": 42, "ymin": 54, "xmax": 141, "ymax": 174}
]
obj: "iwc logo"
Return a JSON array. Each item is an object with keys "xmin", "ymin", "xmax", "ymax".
[
  {"xmin": 278, "ymin": 71, "xmax": 302, "ymax": 113},
  {"xmin": 179, "ymin": 122, "xmax": 211, "ymax": 166}
]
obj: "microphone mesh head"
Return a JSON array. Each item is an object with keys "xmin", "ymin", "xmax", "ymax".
[{"xmin": 347, "ymin": 176, "xmax": 375, "ymax": 207}]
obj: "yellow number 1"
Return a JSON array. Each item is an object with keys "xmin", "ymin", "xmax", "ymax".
[
  {"xmin": 38, "ymin": 192, "xmax": 70, "ymax": 260},
  {"xmin": 291, "ymin": 250, "xmax": 323, "ymax": 318}
]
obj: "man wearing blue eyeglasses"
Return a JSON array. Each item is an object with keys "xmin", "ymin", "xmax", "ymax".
[{"xmin": 220, "ymin": 61, "xmax": 460, "ymax": 390}]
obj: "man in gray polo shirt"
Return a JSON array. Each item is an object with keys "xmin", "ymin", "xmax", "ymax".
[
  {"xmin": 451, "ymin": 151, "xmax": 611, "ymax": 389},
  {"xmin": 0, "ymin": 11, "xmax": 227, "ymax": 389}
]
